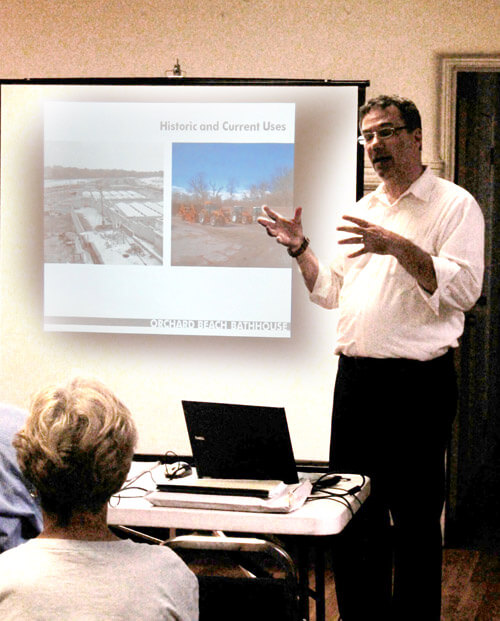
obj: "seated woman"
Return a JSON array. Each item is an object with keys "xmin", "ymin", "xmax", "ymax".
[{"xmin": 0, "ymin": 376, "xmax": 198, "ymax": 620}]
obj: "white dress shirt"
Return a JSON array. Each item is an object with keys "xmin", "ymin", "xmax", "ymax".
[{"xmin": 310, "ymin": 167, "xmax": 485, "ymax": 361}]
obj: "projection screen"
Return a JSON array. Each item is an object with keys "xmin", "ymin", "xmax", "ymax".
[{"xmin": 1, "ymin": 78, "xmax": 367, "ymax": 461}]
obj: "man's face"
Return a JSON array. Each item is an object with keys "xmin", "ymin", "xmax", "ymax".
[{"xmin": 360, "ymin": 105, "xmax": 422, "ymax": 184}]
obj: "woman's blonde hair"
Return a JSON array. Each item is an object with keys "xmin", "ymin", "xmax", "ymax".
[{"xmin": 14, "ymin": 376, "xmax": 137, "ymax": 524}]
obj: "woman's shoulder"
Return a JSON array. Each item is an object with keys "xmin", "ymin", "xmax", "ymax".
[{"xmin": 111, "ymin": 538, "xmax": 195, "ymax": 572}]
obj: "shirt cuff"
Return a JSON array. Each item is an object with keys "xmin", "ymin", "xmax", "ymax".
[
  {"xmin": 418, "ymin": 255, "xmax": 461, "ymax": 315},
  {"xmin": 309, "ymin": 263, "xmax": 341, "ymax": 309}
]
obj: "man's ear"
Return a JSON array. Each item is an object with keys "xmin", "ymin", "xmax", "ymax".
[{"xmin": 414, "ymin": 127, "xmax": 423, "ymax": 151}]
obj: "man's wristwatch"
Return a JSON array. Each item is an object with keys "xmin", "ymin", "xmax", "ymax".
[{"xmin": 287, "ymin": 237, "xmax": 310, "ymax": 257}]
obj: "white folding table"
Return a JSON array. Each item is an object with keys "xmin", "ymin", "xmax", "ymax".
[{"xmin": 107, "ymin": 462, "xmax": 370, "ymax": 620}]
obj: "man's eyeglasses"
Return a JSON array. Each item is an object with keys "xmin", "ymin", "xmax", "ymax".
[{"xmin": 357, "ymin": 126, "xmax": 408, "ymax": 146}]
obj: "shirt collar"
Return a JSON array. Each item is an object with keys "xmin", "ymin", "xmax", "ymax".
[{"xmin": 371, "ymin": 166, "xmax": 435, "ymax": 208}]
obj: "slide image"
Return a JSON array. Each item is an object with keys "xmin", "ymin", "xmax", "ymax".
[
  {"xmin": 171, "ymin": 143, "xmax": 294, "ymax": 268},
  {"xmin": 40, "ymin": 97, "xmax": 306, "ymax": 336},
  {"xmin": 44, "ymin": 141, "xmax": 164, "ymax": 266}
]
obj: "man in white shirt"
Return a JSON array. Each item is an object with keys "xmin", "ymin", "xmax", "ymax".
[{"xmin": 258, "ymin": 95, "xmax": 484, "ymax": 620}]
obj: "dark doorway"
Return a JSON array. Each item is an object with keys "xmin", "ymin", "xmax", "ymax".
[{"xmin": 445, "ymin": 71, "xmax": 500, "ymax": 550}]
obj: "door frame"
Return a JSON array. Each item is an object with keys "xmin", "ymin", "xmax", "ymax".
[
  {"xmin": 440, "ymin": 55, "xmax": 500, "ymax": 180},
  {"xmin": 440, "ymin": 56, "xmax": 500, "ymax": 546}
]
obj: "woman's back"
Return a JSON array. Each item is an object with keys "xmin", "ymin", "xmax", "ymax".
[{"xmin": 0, "ymin": 537, "xmax": 199, "ymax": 620}]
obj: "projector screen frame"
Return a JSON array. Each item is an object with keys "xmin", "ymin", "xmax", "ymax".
[
  {"xmin": 0, "ymin": 75, "xmax": 368, "ymax": 202},
  {"xmin": 0, "ymin": 76, "xmax": 369, "ymax": 463}
]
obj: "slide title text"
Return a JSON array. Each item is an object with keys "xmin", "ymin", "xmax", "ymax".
[{"xmin": 160, "ymin": 120, "xmax": 287, "ymax": 132}]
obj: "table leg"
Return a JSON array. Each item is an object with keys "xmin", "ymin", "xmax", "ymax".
[
  {"xmin": 297, "ymin": 543, "xmax": 310, "ymax": 621},
  {"xmin": 314, "ymin": 543, "xmax": 326, "ymax": 621}
]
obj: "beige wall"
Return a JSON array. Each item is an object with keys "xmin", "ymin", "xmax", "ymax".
[
  {"xmin": 2, "ymin": 0, "xmax": 500, "ymax": 162},
  {"xmin": 1, "ymin": 0, "xmax": 499, "ymax": 458}
]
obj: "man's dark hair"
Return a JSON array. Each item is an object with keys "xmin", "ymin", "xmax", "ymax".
[{"xmin": 359, "ymin": 95, "xmax": 422, "ymax": 132}]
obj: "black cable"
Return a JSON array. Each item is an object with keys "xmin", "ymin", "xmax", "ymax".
[
  {"xmin": 111, "ymin": 454, "xmax": 195, "ymax": 506},
  {"xmin": 110, "ymin": 486, "xmax": 152, "ymax": 505},
  {"xmin": 161, "ymin": 450, "xmax": 180, "ymax": 465},
  {"xmin": 161, "ymin": 450, "xmax": 193, "ymax": 479},
  {"xmin": 307, "ymin": 491, "xmax": 355, "ymax": 517},
  {"xmin": 122, "ymin": 462, "xmax": 159, "ymax": 488},
  {"xmin": 110, "ymin": 462, "xmax": 161, "ymax": 504},
  {"xmin": 311, "ymin": 473, "xmax": 350, "ymax": 493},
  {"xmin": 307, "ymin": 474, "xmax": 368, "ymax": 516}
]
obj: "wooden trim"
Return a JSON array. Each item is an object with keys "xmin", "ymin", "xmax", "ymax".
[{"xmin": 440, "ymin": 56, "xmax": 500, "ymax": 181}]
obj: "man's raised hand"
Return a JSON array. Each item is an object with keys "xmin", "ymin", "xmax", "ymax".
[{"xmin": 257, "ymin": 205, "xmax": 305, "ymax": 253}]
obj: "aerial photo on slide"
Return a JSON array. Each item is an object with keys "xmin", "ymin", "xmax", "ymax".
[{"xmin": 44, "ymin": 140, "xmax": 164, "ymax": 267}]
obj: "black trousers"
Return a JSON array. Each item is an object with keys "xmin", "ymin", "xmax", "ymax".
[{"xmin": 329, "ymin": 351, "xmax": 457, "ymax": 621}]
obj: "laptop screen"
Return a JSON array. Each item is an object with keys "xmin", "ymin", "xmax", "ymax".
[{"xmin": 181, "ymin": 401, "xmax": 299, "ymax": 484}]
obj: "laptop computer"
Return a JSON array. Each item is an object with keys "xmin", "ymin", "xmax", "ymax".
[
  {"xmin": 156, "ymin": 401, "xmax": 300, "ymax": 498},
  {"xmin": 182, "ymin": 400, "xmax": 299, "ymax": 484}
]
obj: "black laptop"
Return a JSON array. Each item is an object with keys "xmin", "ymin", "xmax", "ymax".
[{"xmin": 156, "ymin": 401, "xmax": 300, "ymax": 497}]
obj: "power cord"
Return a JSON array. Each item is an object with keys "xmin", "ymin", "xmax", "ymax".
[
  {"xmin": 110, "ymin": 453, "xmax": 194, "ymax": 506},
  {"xmin": 162, "ymin": 451, "xmax": 192, "ymax": 479},
  {"xmin": 110, "ymin": 461, "xmax": 161, "ymax": 505},
  {"xmin": 307, "ymin": 474, "xmax": 367, "ymax": 517}
]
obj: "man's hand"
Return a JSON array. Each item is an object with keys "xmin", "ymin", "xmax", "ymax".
[
  {"xmin": 337, "ymin": 215, "xmax": 437, "ymax": 293},
  {"xmin": 258, "ymin": 205, "xmax": 319, "ymax": 291},
  {"xmin": 337, "ymin": 215, "xmax": 404, "ymax": 258},
  {"xmin": 257, "ymin": 205, "xmax": 305, "ymax": 253}
]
